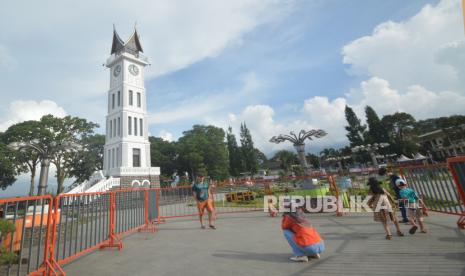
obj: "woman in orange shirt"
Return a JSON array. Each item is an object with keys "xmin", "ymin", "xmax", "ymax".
[{"xmin": 282, "ymin": 209, "xmax": 325, "ymax": 262}]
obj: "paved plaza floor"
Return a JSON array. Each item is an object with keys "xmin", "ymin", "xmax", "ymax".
[{"xmin": 64, "ymin": 212, "xmax": 465, "ymax": 276}]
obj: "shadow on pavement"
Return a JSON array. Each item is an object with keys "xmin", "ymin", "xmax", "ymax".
[{"xmin": 212, "ymin": 250, "xmax": 291, "ymax": 263}]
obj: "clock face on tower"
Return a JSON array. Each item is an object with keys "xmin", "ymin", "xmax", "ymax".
[
  {"xmin": 128, "ymin": 64, "xmax": 139, "ymax": 76},
  {"xmin": 113, "ymin": 65, "xmax": 121, "ymax": 77}
]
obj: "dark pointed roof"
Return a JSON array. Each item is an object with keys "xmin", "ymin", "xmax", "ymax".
[
  {"xmin": 111, "ymin": 30, "xmax": 125, "ymax": 54},
  {"xmin": 110, "ymin": 27, "xmax": 144, "ymax": 55}
]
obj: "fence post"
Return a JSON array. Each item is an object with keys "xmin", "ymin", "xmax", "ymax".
[
  {"xmin": 447, "ymin": 159, "xmax": 465, "ymax": 229},
  {"xmin": 328, "ymin": 175, "xmax": 344, "ymax": 217},
  {"xmin": 100, "ymin": 192, "xmax": 122, "ymax": 250},
  {"xmin": 138, "ymin": 190, "xmax": 156, "ymax": 233},
  {"xmin": 155, "ymin": 189, "xmax": 165, "ymax": 224},
  {"xmin": 27, "ymin": 196, "xmax": 65, "ymax": 276}
]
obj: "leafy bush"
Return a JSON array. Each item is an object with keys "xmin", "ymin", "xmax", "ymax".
[{"xmin": 0, "ymin": 219, "xmax": 17, "ymax": 265}]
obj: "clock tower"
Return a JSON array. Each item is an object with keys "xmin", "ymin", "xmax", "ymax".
[{"xmin": 103, "ymin": 27, "xmax": 160, "ymax": 188}]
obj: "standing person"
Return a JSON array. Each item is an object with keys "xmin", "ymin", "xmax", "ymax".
[
  {"xmin": 367, "ymin": 177, "xmax": 404, "ymax": 240},
  {"xmin": 192, "ymin": 174, "xmax": 216, "ymax": 229},
  {"xmin": 378, "ymin": 168, "xmax": 408, "ymax": 223},
  {"xmin": 282, "ymin": 208, "xmax": 325, "ymax": 262},
  {"xmin": 396, "ymin": 179, "xmax": 428, "ymax": 234}
]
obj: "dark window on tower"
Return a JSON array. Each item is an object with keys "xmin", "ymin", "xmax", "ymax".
[
  {"xmin": 140, "ymin": 118, "xmax": 143, "ymax": 136},
  {"xmin": 128, "ymin": 116, "xmax": 132, "ymax": 135},
  {"xmin": 137, "ymin": 92, "xmax": 141, "ymax": 107},
  {"xmin": 133, "ymin": 148, "xmax": 141, "ymax": 167},
  {"xmin": 117, "ymin": 91, "xmax": 121, "ymax": 106},
  {"xmin": 129, "ymin": 90, "xmax": 133, "ymax": 106},
  {"xmin": 117, "ymin": 117, "xmax": 121, "ymax": 136},
  {"xmin": 112, "ymin": 94, "xmax": 115, "ymax": 109},
  {"xmin": 134, "ymin": 117, "xmax": 137, "ymax": 136}
]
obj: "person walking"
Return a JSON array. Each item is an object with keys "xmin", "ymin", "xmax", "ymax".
[
  {"xmin": 367, "ymin": 177, "xmax": 404, "ymax": 240},
  {"xmin": 396, "ymin": 178, "xmax": 428, "ymax": 234},
  {"xmin": 192, "ymin": 173, "xmax": 216, "ymax": 229},
  {"xmin": 378, "ymin": 168, "xmax": 408, "ymax": 223}
]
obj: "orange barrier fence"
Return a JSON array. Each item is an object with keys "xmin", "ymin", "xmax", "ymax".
[
  {"xmin": 1, "ymin": 164, "xmax": 464, "ymax": 275},
  {"xmin": 447, "ymin": 156, "xmax": 465, "ymax": 228},
  {"xmin": 400, "ymin": 163, "xmax": 465, "ymax": 216},
  {"xmin": 0, "ymin": 195, "xmax": 55, "ymax": 276},
  {"xmin": 51, "ymin": 192, "xmax": 111, "ymax": 266}
]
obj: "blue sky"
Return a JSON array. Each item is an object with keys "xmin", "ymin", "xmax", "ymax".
[{"xmin": 2, "ymin": 0, "xmax": 465, "ymax": 196}]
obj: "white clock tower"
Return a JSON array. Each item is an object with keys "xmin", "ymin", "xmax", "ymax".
[{"xmin": 103, "ymin": 27, "xmax": 160, "ymax": 187}]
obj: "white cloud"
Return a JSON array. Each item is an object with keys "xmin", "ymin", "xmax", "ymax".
[
  {"xmin": 342, "ymin": 0, "xmax": 464, "ymax": 93},
  {"xmin": 0, "ymin": 100, "xmax": 67, "ymax": 131},
  {"xmin": 0, "ymin": 0, "xmax": 294, "ymax": 124},
  {"xmin": 221, "ymin": 74, "xmax": 465, "ymax": 156},
  {"xmin": 351, "ymin": 77, "xmax": 465, "ymax": 119},
  {"xmin": 158, "ymin": 130, "xmax": 174, "ymax": 142}
]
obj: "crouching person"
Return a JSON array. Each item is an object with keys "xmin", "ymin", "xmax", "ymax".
[{"xmin": 282, "ymin": 209, "xmax": 325, "ymax": 262}]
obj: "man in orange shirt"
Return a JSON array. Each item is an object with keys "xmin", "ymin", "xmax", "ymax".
[{"xmin": 282, "ymin": 209, "xmax": 325, "ymax": 262}]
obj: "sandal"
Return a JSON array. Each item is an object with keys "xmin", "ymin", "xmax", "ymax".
[
  {"xmin": 386, "ymin": 235, "xmax": 392, "ymax": 240},
  {"xmin": 201, "ymin": 225, "xmax": 206, "ymax": 229},
  {"xmin": 209, "ymin": 225, "xmax": 217, "ymax": 229},
  {"xmin": 397, "ymin": 231, "xmax": 404, "ymax": 237},
  {"xmin": 420, "ymin": 230, "xmax": 427, "ymax": 233},
  {"xmin": 409, "ymin": 226, "xmax": 418, "ymax": 235}
]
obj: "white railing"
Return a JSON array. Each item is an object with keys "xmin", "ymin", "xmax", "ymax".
[
  {"xmin": 66, "ymin": 171, "xmax": 105, "ymax": 194},
  {"xmin": 105, "ymin": 166, "xmax": 160, "ymax": 176},
  {"xmin": 86, "ymin": 177, "xmax": 120, "ymax": 193}
]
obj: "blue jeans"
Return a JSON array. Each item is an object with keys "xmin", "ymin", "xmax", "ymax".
[{"xmin": 283, "ymin": 230, "xmax": 325, "ymax": 257}]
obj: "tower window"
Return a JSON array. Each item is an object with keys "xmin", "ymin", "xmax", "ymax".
[
  {"xmin": 140, "ymin": 118, "xmax": 143, "ymax": 136},
  {"xmin": 109, "ymin": 120, "xmax": 113, "ymax": 138},
  {"xmin": 128, "ymin": 116, "xmax": 132, "ymax": 135},
  {"xmin": 116, "ymin": 147, "xmax": 120, "ymax": 167},
  {"xmin": 129, "ymin": 90, "xmax": 133, "ymax": 106},
  {"xmin": 117, "ymin": 91, "xmax": 121, "ymax": 106},
  {"xmin": 107, "ymin": 149, "xmax": 111, "ymax": 169},
  {"xmin": 133, "ymin": 148, "xmax": 141, "ymax": 167},
  {"xmin": 112, "ymin": 148, "xmax": 115, "ymax": 168},
  {"xmin": 137, "ymin": 92, "xmax": 141, "ymax": 107},
  {"xmin": 112, "ymin": 94, "xmax": 115, "ymax": 109},
  {"xmin": 134, "ymin": 117, "xmax": 138, "ymax": 136},
  {"xmin": 117, "ymin": 117, "xmax": 121, "ymax": 136},
  {"xmin": 113, "ymin": 118, "xmax": 116, "ymax": 137}
]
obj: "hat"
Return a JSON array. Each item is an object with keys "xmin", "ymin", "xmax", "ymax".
[{"xmin": 395, "ymin": 178, "xmax": 407, "ymax": 186}]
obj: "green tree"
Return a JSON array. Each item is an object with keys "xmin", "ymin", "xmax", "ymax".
[
  {"xmin": 240, "ymin": 123, "xmax": 258, "ymax": 174},
  {"xmin": 381, "ymin": 112, "xmax": 418, "ymax": 155},
  {"xmin": 68, "ymin": 134, "xmax": 105, "ymax": 184},
  {"xmin": 365, "ymin": 106, "xmax": 389, "ymax": 144},
  {"xmin": 177, "ymin": 125, "xmax": 229, "ymax": 180},
  {"xmin": 305, "ymin": 153, "xmax": 320, "ymax": 169},
  {"xmin": 40, "ymin": 115, "xmax": 98, "ymax": 194},
  {"xmin": 344, "ymin": 105, "xmax": 366, "ymax": 146},
  {"xmin": 2, "ymin": 121, "xmax": 46, "ymax": 195},
  {"xmin": 254, "ymin": 148, "xmax": 267, "ymax": 167},
  {"xmin": 271, "ymin": 150, "xmax": 298, "ymax": 175},
  {"xmin": 0, "ymin": 137, "xmax": 18, "ymax": 191},
  {"xmin": 149, "ymin": 136, "xmax": 178, "ymax": 177},
  {"xmin": 226, "ymin": 127, "xmax": 242, "ymax": 177}
]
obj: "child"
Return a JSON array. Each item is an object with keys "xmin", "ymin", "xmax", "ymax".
[
  {"xmin": 366, "ymin": 177, "xmax": 404, "ymax": 240},
  {"xmin": 396, "ymin": 178, "xmax": 427, "ymax": 234}
]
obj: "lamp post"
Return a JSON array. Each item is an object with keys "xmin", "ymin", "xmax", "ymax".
[
  {"xmin": 270, "ymin": 129, "xmax": 327, "ymax": 175},
  {"xmin": 351, "ymin": 143, "xmax": 389, "ymax": 167},
  {"xmin": 8, "ymin": 139, "xmax": 83, "ymax": 195}
]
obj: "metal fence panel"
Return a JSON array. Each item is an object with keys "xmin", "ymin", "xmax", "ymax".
[{"xmin": 0, "ymin": 195, "xmax": 53, "ymax": 276}]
